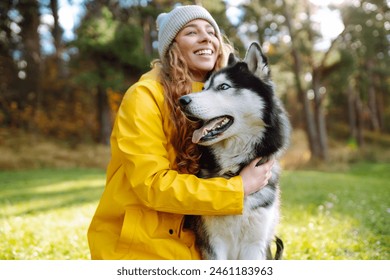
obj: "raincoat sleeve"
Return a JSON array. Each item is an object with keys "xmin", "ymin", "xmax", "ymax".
[{"xmin": 113, "ymin": 81, "xmax": 244, "ymax": 216}]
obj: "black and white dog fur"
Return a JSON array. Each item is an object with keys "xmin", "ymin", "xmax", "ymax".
[{"xmin": 179, "ymin": 42, "xmax": 291, "ymax": 260}]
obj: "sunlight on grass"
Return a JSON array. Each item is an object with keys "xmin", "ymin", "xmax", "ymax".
[
  {"xmin": 279, "ymin": 207, "xmax": 385, "ymax": 259},
  {"xmin": 0, "ymin": 169, "xmax": 105, "ymax": 259},
  {"xmin": 0, "ymin": 164, "xmax": 389, "ymax": 260},
  {"xmin": 1, "ymin": 179, "xmax": 104, "ymax": 217},
  {"xmin": 1, "ymin": 204, "xmax": 96, "ymax": 259},
  {"xmin": 278, "ymin": 163, "xmax": 390, "ymax": 260}
]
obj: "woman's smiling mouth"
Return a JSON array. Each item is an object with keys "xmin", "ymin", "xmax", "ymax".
[{"xmin": 194, "ymin": 49, "xmax": 213, "ymax": 56}]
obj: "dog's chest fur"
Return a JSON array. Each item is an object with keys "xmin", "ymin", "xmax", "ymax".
[
  {"xmin": 200, "ymin": 193, "xmax": 279, "ymax": 260},
  {"xmin": 199, "ymin": 134, "xmax": 263, "ymax": 178},
  {"xmin": 195, "ymin": 135, "xmax": 281, "ymax": 260}
]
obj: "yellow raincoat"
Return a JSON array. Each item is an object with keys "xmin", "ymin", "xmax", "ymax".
[{"xmin": 88, "ymin": 66, "xmax": 244, "ymax": 260}]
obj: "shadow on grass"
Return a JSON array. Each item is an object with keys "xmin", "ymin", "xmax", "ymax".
[{"xmin": 0, "ymin": 168, "xmax": 105, "ymax": 217}]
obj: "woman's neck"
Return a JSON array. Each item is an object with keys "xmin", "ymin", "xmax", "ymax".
[{"xmin": 190, "ymin": 70, "xmax": 211, "ymax": 82}]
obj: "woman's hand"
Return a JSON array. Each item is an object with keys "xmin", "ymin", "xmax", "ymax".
[{"xmin": 240, "ymin": 158, "xmax": 274, "ymax": 197}]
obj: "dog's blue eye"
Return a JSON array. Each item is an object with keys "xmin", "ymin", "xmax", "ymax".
[{"xmin": 217, "ymin": 83, "xmax": 231, "ymax": 90}]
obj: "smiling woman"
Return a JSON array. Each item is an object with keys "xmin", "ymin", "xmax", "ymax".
[{"xmin": 173, "ymin": 19, "xmax": 220, "ymax": 81}]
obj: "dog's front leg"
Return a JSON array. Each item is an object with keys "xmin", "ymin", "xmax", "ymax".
[
  {"xmin": 238, "ymin": 242, "xmax": 267, "ymax": 260},
  {"xmin": 206, "ymin": 237, "xmax": 229, "ymax": 260}
]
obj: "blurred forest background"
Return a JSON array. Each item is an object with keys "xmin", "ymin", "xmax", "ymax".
[
  {"xmin": 0, "ymin": 0, "xmax": 389, "ymax": 170},
  {"xmin": 0, "ymin": 0, "xmax": 389, "ymax": 261}
]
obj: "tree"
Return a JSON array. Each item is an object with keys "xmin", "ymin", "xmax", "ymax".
[
  {"xmin": 338, "ymin": 0, "xmax": 389, "ymax": 134},
  {"xmin": 237, "ymin": 0, "xmax": 390, "ymax": 161},
  {"xmin": 241, "ymin": 0, "xmax": 338, "ymax": 161},
  {"xmin": 0, "ymin": 0, "xmax": 42, "ymax": 129},
  {"xmin": 17, "ymin": 0, "xmax": 41, "ymax": 115},
  {"xmin": 0, "ymin": 0, "xmax": 19, "ymax": 126},
  {"xmin": 49, "ymin": 0, "xmax": 65, "ymax": 77},
  {"xmin": 71, "ymin": 0, "xmax": 150, "ymax": 144}
]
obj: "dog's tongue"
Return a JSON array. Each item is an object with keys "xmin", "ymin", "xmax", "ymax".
[{"xmin": 192, "ymin": 118, "xmax": 222, "ymax": 143}]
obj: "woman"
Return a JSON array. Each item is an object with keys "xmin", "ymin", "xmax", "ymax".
[{"xmin": 87, "ymin": 5, "xmax": 274, "ymax": 260}]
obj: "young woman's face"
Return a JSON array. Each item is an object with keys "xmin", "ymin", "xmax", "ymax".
[{"xmin": 175, "ymin": 19, "xmax": 220, "ymax": 82}]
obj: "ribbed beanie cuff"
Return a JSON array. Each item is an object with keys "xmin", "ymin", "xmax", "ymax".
[{"xmin": 156, "ymin": 5, "xmax": 220, "ymax": 62}]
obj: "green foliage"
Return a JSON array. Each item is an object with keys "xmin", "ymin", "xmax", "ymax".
[
  {"xmin": 71, "ymin": 5, "xmax": 148, "ymax": 93},
  {"xmin": 74, "ymin": 6, "xmax": 147, "ymax": 69},
  {"xmin": 0, "ymin": 164, "xmax": 388, "ymax": 260},
  {"xmin": 112, "ymin": 23, "xmax": 146, "ymax": 67},
  {"xmin": 76, "ymin": 7, "xmax": 119, "ymax": 52}
]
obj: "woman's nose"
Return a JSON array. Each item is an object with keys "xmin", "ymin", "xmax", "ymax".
[{"xmin": 199, "ymin": 30, "xmax": 212, "ymax": 43}]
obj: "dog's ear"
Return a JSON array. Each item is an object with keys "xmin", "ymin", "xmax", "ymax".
[
  {"xmin": 227, "ymin": 53, "xmax": 238, "ymax": 66},
  {"xmin": 243, "ymin": 42, "xmax": 270, "ymax": 81}
]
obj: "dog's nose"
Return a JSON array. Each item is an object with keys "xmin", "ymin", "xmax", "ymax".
[{"xmin": 179, "ymin": 96, "xmax": 192, "ymax": 107}]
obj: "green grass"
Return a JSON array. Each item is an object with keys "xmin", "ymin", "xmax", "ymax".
[
  {"xmin": 278, "ymin": 162, "xmax": 390, "ymax": 260},
  {"xmin": 0, "ymin": 163, "xmax": 389, "ymax": 260},
  {"xmin": 0, "ymin": 169, "xmax": 105, "ymax": 259}
]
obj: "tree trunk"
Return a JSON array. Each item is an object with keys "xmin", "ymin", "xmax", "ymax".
[
  {"xmin": 374, "ymin": 74, "xmax": 385, "ymax": 132},
  {"xmin": 0, "ymin": 0, "xmax": 19, "ymax": 126},
  {"xmin": 312, "ymin": 70, "xmax": 328, "ymax": 160},
  {"xmin": 347, "ymin": 82, "xmax": 364, "ymax": 146},
  {"xmin": 96, "ymin": 85, "xmax": 111, "ymax": 145},
  {"xmin": 366, "ymin": 59, "xmax": 380, "ymax": 132},
  {"xmin": 49, "ymin": 0, "xmax": 65, "ymax": 77},
  {"xmin": 355, "ymin": 90, "xmax": 364, "ymax": 147},
  {"xmin": 282, "ymin": 0, "xmax": 320, "ymax": 160},
  {"xmin": 18, "ymin": 0, "xmax": 41, "ymax": 96},
  {"xmin": 17, "ymin": 0, "xmax": 41, "ymax": 130},
  {"xmin": 142, "ymin": 15, "xmax": 153, "ymax": 57},
  {"xmin": 347, "ymin": 83, "xmax": 358, "ymax": 142}
]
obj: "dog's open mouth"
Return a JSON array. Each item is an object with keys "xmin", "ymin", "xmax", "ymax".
[{"xmin": 192, "ymin": 116, "xmax": 233, "ymax": 144}]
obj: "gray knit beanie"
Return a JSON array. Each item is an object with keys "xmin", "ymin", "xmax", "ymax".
[{"xmin": 156, "ymin": 5, "xmax": 220, "ymax": 62}]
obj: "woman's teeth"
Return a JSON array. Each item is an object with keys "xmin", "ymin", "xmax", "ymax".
[{"xmin": 195, "ymin": 49, "xmax": 213, "ymax": 55}]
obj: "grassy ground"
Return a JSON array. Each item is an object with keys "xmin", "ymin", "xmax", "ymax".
[
  {"xmin": 279, "ymin": 162, "xmax": 389, "ymax": 260},
  {"xmin": 0, "ymin": 163, "xmax": 388, "ymax": 260},
  {"xmin": 0, "ymin": 169, "xmax": 105, "ymax": 259}
]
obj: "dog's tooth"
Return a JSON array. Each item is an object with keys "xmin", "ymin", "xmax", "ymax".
[{"xmin": 221, "ymin": 118, "xmax": 228, "ymax": 126}]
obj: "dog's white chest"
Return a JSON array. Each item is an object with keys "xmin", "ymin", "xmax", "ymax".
[
  {"xmin": 212, "ymin": 136, "xmax": 262, "ymax": 176},
  {"xmin": 202, "ymin": 200, "xmax": 278, "ymax": 260}
]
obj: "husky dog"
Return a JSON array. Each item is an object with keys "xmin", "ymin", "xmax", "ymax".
[{"xmin": 178, "ymin": 42, "xmax": 291, "ymax": 260}]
